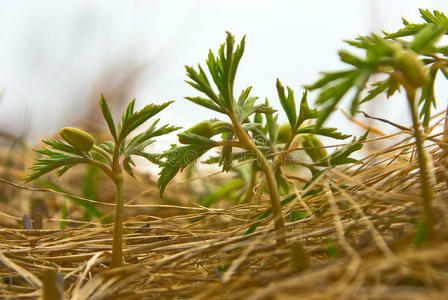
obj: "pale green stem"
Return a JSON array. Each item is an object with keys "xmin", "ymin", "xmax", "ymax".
[
  {"xmin": 111, "ymin": 176, "xmax": 124, "ymax": 267},
  {"xmin": 110, "ymin": 140, "xmax": 125, "ymax": 267},
  {"xmin": 229, "ymin": 113, "xmax": 286, "ymax": 247},
  {"xmin": 239, "ymin": 162, "xmax": 257, "ymax": 204},
  {"xmin": 407, "ymin": 88, "xmax": 435, "ymax": 241}
]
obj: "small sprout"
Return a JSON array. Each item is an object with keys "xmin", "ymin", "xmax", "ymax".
[
  {"xmin": 59, "ymin": 127, "xmax": 95, "ymax": 152},
  {"xmin": 277, "ymin": 123, "xmax": 291, "ymax": 143},
  {"xmin": 26, "ymin": 96, "xmax": 177, "ymax": 268},
  {"xmin": 306, "ymin": 9, "xmax": 448, "ymax": 242},
  {"xmin": 302, "ymin": 134, "xmax": 327, "ymax": 162},
  {"xmin": 178, "ymin": 120, "xmax": 214, "ymax": 144}
]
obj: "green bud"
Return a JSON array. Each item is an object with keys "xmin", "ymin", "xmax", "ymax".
[
  {"xmin": 277, "ymin": 123, "xmax": 291, "ymax": 143},
  {"xmin": 393, "ymin": 50, "xmax": 428, "ymax": 88},
  {"xmin": 302, "ymin": 135, "xmax": 327, "ymax": 162},
  {"xmin": 178, "ymin": 121, "xmax": 214, "ymax": 144},
  {"xmin": 254, "ymin": 112, "xmax": 263, "ymax": 124},
  {"xmin": 60, "ymin": 127, "xmax": 95, "ymax": 152}
]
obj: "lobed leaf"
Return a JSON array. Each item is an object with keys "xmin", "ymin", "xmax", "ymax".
[
  {"xmin": 158, "ymin": 141, "xmax": 217, "ymax": 195},
  {"xmin": 316, "ymin": 130, "xmax": 369, "ymax": 167},
  {"xmin": 184, "ymin": 96, "xmax": 226, "ymax": 114},
  {"xmin": 99, "ymin": 95, "xmax": 118, "ymax": 141},
  {"xmin": 296, "ymin": 125, "xmax": 351, "ymax": 140},
  {"xmin": 276, "ymin": 79, "xmax": 297, "ymax": 129},
  {"xmin": 418, "ymin": 67, "xmax": 438, "ymax": 130},
  {"xmin": 118, "ymin": 101, "xmax": 174, "ymax": 141}
]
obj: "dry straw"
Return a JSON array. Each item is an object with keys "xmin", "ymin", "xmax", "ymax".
[{"xmin": 0, "ymin": 110, "xmax": 447, "ymax": 299}]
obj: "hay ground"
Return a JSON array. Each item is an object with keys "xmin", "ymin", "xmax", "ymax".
[{"xmin": 0, "ymin": 116, "xmax": 448, "ymax": 299}]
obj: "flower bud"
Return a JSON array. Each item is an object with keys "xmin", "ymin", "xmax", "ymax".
[
  {"xmin": 60, "ymin": 127, "xmax": 95, "ymax": 152},
  {"xmin": 277, "ymin": 123, "xmax": 291, "ymax": 143},
  {"xmin": 302, "ymin": 135, "xmax": 327, "ymax": 162},
  {"xmin": 178, "ymin": 121, "xmax": 214, "ymax": 144},
  {"xmin": 393, "ymin": 50, "xmax": 428, "ymax": 88}
]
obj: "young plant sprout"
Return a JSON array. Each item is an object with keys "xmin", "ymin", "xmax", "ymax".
[
  {"xmin": 25, "ymin": 96, "xmax": 179, "ymax": 267},
  {"xmin": 305, "ymin": 9, "xmax": 448, "ymax": 243},
  {"xmin": 158, "ymin": 32, "xmax": 358, "ymax": 247},
  {"xmin": 158, "ymin": 32, "xmax": 289, "ymax": 246}
]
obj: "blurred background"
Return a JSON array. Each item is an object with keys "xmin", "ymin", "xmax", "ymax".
[{"xmin": 0, "ymin": 0, "xmax": 447, "ymax": 149}]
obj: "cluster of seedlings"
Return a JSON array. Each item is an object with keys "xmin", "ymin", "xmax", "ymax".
[{"xmin": 23, "ymin": 9, "xmax": 448, "ymax": 273}]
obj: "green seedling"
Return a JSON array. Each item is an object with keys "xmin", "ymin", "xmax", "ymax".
[
  {"xmin": 158, "ymin": 32, "xmax": 355, "ymax": 247},
  {"xmin": 25, "ymin": 95, "xmax": 179, "ymax": 267},
  {"xmin": 305, "ymin": 9, "xmax": 448, "ymax": 242},
  {"xmin": 158, "ymin": 32, "xmax": 289, "ymax": 246}
]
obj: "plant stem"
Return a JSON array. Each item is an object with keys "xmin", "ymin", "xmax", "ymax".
[
  {"xmin": 239, "ymin": 162, "xmax": 258, "ymax": 203},
  {"xmin": 406, "ymin": 88, "xmax": 435, "ymax": 241},
  {"xmin": 111, "ymin": 175, "xmax": 124, "ymax": 267},
  {"xmin": 111, "ymin": 141, "xmax": 125, "ymax": 267},
  {"xmin": 229, "ymin": 113, "xmax": 286, "ymax": 247}
]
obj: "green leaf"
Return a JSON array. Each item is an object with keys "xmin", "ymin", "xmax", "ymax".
[
  {"xmin": 316, "ymin": 129, "xmax": 368, "ymax": 167},
  {"xmin": 99, "ymin": 141, "xmax": 115, "ymax": 154},
  {"xmin": 203, "ymin": 149, "xmax": 256, "ymax": 166},
  {"xmin": 187, "ymin": 32, "xmax": 246, "ymax": 114},
  {"xmin": 123, "ymin": 156, "xmax": 136, "ymax": 178},
  {"xmin": 158, "ymin": 141, "xmax": 217, "ymax": 195},
  {"xmin": 411, "ymin": 23, "xmax": 448, "ymax": 52},
  {"xmin": 122, "ymin": 99, "xmax": 136, "ymax": 127},
  {"xmin": 276, "ymin": 79, "xmax": 297, "ymax": 129},
  {"xmin": 418, "ymin": 67, "xmax": 438, "ymax": 130},
  {"xmin": 304, "ymin": 70, "xmax": 354, "ymax": 90},
  {"xmin": 338, "ymin": 50, "xmax": 368, "ymax": 68},
  {"xmin": 296, "ymin": 90, "xmax": 318, "ymax": 128},
  {"xmin": 309, "ymin": 70, "xmax": 361, "ymax": 128},
  {"xmin": 361, "ymin": 77, "xmax": 398, "ymax": 103},
  {"xmin": 99, "ymin": 95, "xmax": 118, "ymax": 141},
  {"xmin": 184, "ymin": 96, "xmax": 226, "ymax": 114},
  {"xmin": 118, "ymin": 101, "xmax": 174, "ymax": 141},
  {"xmin": 384, "ymin": 23, "xmax": 424, "ymax": 39},
  {"xmin": 42, "ymin": 140, "xmax": 87, "ymax": 157},
  {"xmin": 349, "ymin": 70, "xmax": 371, "ymax": 116},
  {"xmin": 135, "ymin": 152, "xmax": 160, "ymax": 165},
  {"xmin": 289, "ymin": 210, "xmax": 308, "ymax": 222},
  {"xmin": 185, "ymin": 65, "xmax": 222, "ymax": 107},
  {"xmin": 236, "ymin": 96, "xmax": 259, "ymax": 121},
  {"xmin": 297, "ymin": 125, "xmax": 351, "ymax": 140},
  {"xmin": 199, "ymin": 178, "xmax": 244, "ymax": 207},
  {"xmin": 126, "ymin": 119, "xmax": 179, "ymax": 153},
  {"xmin": 252, "ymin": 104, "xmax": 276, "ymax": 115},
  {"xmin": 237, "ymin": 86, "xmax": 252, "ymax": 106},
  {"xmin": 275, "ymin": 169, "xmax": 290, "ymax": 195},
  {"xmin": 265, "ymin": 99, "xmax": 279, "ymax": 142},
  {"xmin": 230, "ymin": 33, "xmax": 246, "ymax": 95},
  {"xmin": 25, "ymin": 151, "xmax": 88, "ymax": 182},
  {"xmin": 220, "ymin": 132, "xmax": 234, "ymax": 172},
  {"xmin": 420, "ymin": 9, "xmax": 448, "ymax": 25}
]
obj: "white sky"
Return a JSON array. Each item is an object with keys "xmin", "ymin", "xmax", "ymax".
[{"xmin": 0, "ymin": 0, "xmax": 447, "ymax": 145}]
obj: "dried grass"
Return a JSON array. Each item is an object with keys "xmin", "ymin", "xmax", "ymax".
[{"xmin": 0, "ymin": 119, "xmax": 448, "ymax": 299}]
